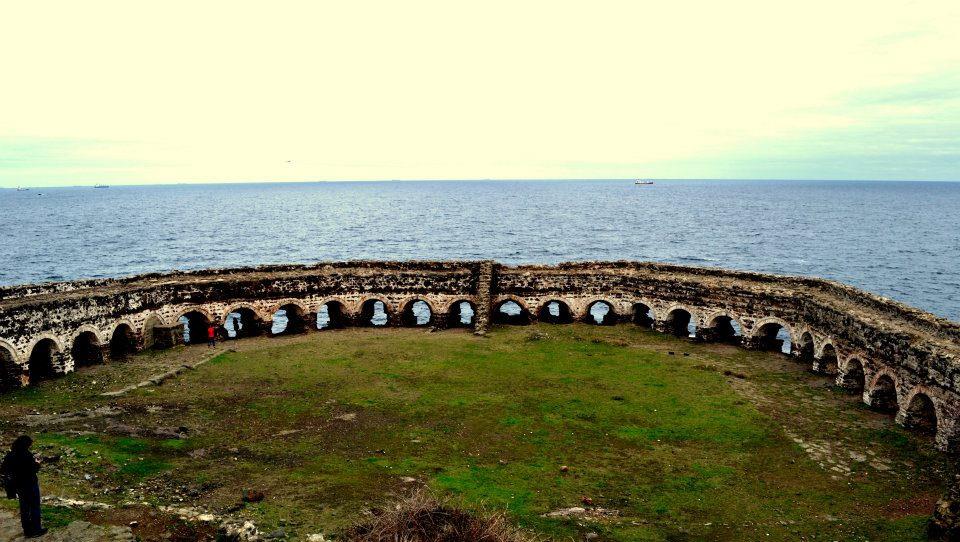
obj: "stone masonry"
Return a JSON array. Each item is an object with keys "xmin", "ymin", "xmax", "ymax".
[{"xmin": 1, "ymin": 260, "xmax": 959, "ymax": 451}]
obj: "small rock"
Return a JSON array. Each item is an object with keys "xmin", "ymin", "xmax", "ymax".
[
  {"xmin": 560, "ymin": 465, "xmax": 569, "ymax": 473},
  {"xmin": 242, "ymin": 489, "xmax": 265, "ymax": 503}
]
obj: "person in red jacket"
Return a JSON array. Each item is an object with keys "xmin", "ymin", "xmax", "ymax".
[{"xmin": 207, "ymin": 324, "xmax": 216, "ymax": 348}]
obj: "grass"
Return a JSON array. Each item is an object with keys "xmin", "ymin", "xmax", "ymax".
[{"xmin": 0, "ymin": 324, "xmax": 951, "ymax": 541}]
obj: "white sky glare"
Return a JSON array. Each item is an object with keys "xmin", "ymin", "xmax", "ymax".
[{"xmin": 1, "ymin": 0, "xmax": 958, "ymax": 186}]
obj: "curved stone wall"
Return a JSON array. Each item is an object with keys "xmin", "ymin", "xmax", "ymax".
[{"xmin": 1, "ymin": 260, "xmax": 958, "ymax": 451}]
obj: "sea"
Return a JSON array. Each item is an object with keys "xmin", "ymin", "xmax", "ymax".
[{"xmin": 2, "ymin": 179, "xmax": 959, "ymax": 323}]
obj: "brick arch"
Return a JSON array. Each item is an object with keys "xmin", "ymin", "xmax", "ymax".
[
  {"xmin": 0, "ymin": 338, "xmax": 21, "ymax": 365},
  {"xmin": 445, "ymin": 297, "xmax": 477, "ymax": 314},
  {"xmin": 222, "ymin": 302, "xmax": 267, "ymax": 324},
  {"xmin": 580, "ymin": 297, "xmax": 621, "ymax": 323},
  {"xmin": 537, "ymin": 298, "xmax": 575, "ymax": 324},
  {"xmin": 317, "ymin": 296, "xmax": 352, "ymax": 315},
  {"xmin": 705, "ymin": 310, "xmax": 745, "ymax": 331},
  {"xmin": 104, "ymin": 318, "xmax": 136, "ymax": 340},
  {"xmin": 70, "ymin": 324, "xmax": 105, "ymax": 345},
  {"xmin": 749, "ymin": 317, "xmax": 796, "ymax": 344},
  {"xmin": 492, "ymin": 295, "xmax": 531, "ymax": 315},
  {"xmin": 174, "ymin": 306, "xmax": 216, "ymax": 324},
  {"xmin": 265, "ymin": 299, "xmax": 311, "ymax": 318},
  {"xmin": 864, "ymin": 367, "xmax": 902, "ymax": 411},
  {"xmin": 27, "ymin": 333, "xmax": 65, "ymax": 356},
  {"xmin": 837, "ymin": 354, "xmax": 867, "ymax": 391},
  {"xmin": 26, "ymin": 334, "xmax": 65, "ymax": 381},
  {"xmin": 398, "ymin": 296, "xmax": 439, "ymax": 326},
  {"xmin": 355, "ymin": 295, "xmax": 396, "ymax": 316},
  {"xmin": 816, "ymin": 339, "xmax": 839, "ymax": 359},
  {"xmin": 630, "ymin": 298, "xmax": 660, "ymax": 320},
  {"xmin": 661, "ymin": 304, "xmax": 698, "ymax": 325},
  {"xmin": 897, "ymin": 386, "xmax": 943, "ymax": 439},
  {"xmin": 397, "ymin": 296, "xmax": 439, "ymax": 317}
]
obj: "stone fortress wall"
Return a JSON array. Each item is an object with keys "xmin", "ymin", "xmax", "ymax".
[{"xmin": 1, "ymin": 260, "xmax": 959, "ymax": 451}]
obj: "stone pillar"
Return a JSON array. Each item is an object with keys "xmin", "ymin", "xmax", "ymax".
[
  {"xmin": 151, "ymin": 324, "xmax": 184, "ymax": 349},
  {"xmin": 305, "ymin": 311, "xmax": 318, "ymax": 332},
  {"xmin": 473, "ymin": 261, "xmax": 494, "ymax": 335}
]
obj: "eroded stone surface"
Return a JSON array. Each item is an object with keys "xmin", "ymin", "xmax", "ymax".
[{"xmin": 1, "ymin": 260, "xmax": 958, "ymax": 451}]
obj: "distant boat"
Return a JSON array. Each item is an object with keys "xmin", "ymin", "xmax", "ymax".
[
  {"xmin": 634, "ymin": 179, "xmax": 654, "ymax": 185},
  {"xmin": 94, "ymin": 184, "xmax": 109, "ymax": 188},
  {"xmin": 16, "ymin": 186, "xmax": 28, "ymax": 191}
]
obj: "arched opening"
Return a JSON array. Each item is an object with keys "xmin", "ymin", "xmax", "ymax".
[
  {"xmin": 226, "ymin": 308, "xmax": 262, "ymax": 338},
  {"xmin": 586, "ymin": 301, "xmax": 617, "ymax": 326},
  {"xmin": 109, "ymin": 324, "xmax": 137, "ymax": 360},
  {"xmin": 632, "ymin": 303, "xmax": 654, "ymax": 329},
  {"xmin": 28, "ymin": 339, "xmax": 59, "ymax": 383},
  {"xmin": 271, "ymin": 304, "xmax": 308, "ymax": 336},
  {"xmin": 903, "ymin": 393, "xmax": 937, "ymax": 437},
  {"xmin": 178, "ymin": 311, "xmax": 211, "ymax": 345},
  {"xmin": 706, "ymin": 316, "xmax": 742, "ymax": 344},
  {"xmin": 818, "ymin": 344, "xmax": 839, "ymax": 375},
  {"xmin": 839, "ymin": 358, "xmax": 865, "ymax": 392},
  {"xmin": 142, "ymin": 314, "xmax": 162, "ymax": 350},
  {"xmin": 71, "ymin": 331, "xmax": 103, "ymax": 368},
  {"xmin": 868, "ymin": 375, "xmax": 898, "ymax": 413},
  {"xmin": 797, "ymin": 332, "xmax": 815, "ymax": 361},
  {"xmin": 401, "ymin": 300, "xmax": 433, "ymax": 327},
  {"xmin": 754, "ymin": 322, "xmax": 791, "ymax": 354},
  {"xmin": 318, "ymin": 301, "xmax": 347, "ymax": 330},
  {"xmin": 494, "ymin": 300, "xmax": 530, "ymax": 325},
  {"xmin": 360, "ymin": 299, "xmax": 390, "ymax": 327},
  {"xmin": 539, "ymin": 300, "xmax": 572, "ymax": 324},
  {"xmin": 664, "ymin": 308, "xmax": 694, "ymax": 338},
  {"xmin": 446, "ymin": 301, "xmax": 475, "ymax": 328},
  {"xmin": 1, "ymin": 345, "xmax": 21, "ymax": 392}
]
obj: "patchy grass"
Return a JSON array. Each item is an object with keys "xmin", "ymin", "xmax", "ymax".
[{"xmin": 0, "ymin": 324, "xmax": 952, "ymax": 541}]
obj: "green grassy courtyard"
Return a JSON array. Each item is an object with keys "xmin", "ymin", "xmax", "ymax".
[{"xmin": 0, "ymin": 324, "xmax": 952, "ymax": 541}]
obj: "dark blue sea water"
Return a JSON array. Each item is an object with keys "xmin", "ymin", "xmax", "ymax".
[{"xmin": 2, "ymin": 180, "xmax": 959, "ymax": 321}]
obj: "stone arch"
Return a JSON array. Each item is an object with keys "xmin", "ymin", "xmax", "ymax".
[
  {"xmin": 899, "ymin": 388, "xmax": 938, "ymax": 437},
  {"xmin": 177, "ymin": 309, "xmax": 212, "ymax": 345},
  {"xmin": 269, "ymin": 301, "xmax": 310, "ymax": 335},
  {"xmin": 584, "ymin": 299, "xmax": 618, "ymax": 326},
  {"xmin": 27, "ymin": 335, "xmax": 63, "ymax": 383},
  {"xmin": 631, "ymin": 302, "xmax": 656, "ymax": 329},
  {"xmin": 865, "ymin": 370, "xmax": 900, "ymax": 413},
  {"xmin": 317, "ymin": 298, "xmax": 349, "ymax": 330},
  {"xmin": 538, "ymin": 299, "xmax": 573, "ymax": 324},
  {"xmin": 359, "ymin": 297, "xmax": 393, "ymax": 327},
  {"xmin": 837, "ymin": 355, "xmax": 866, "ymax": 392},
  {"xmin": 816, "ymin": 342, "xmax": 840, "ymax": 376},
  {"xmin": 493, "ymin": 296, "xmax": 531, "ymax": 325},
  {"xmin": 702, "ymin": 312, "xmax": 744, "ymax": 344},
  {"xmin": 750, "ymin": 318, "xmax": 794, "ymax": 354},
  {"xmin": 446, "ymin": 299, "xmax": 476, "ymax": 328},
  {"xmin": 0, "ymin": 339, "xmax": 23, "ymax": 392},
  {"xmin": 223, "ymin": 303, "xmax": 265, "ymax": 338},
  {"xmin": 141, "ymin": 313, "xmax": 165, "ymax": 349},
  {"xmin": 108, "ymin": 321, "xmax": 137, "ymax": 360},
  {"xmin": 70, "ymin": 327, "xmax": 104, "ymax": 368},
  {"xmin": 399, "ymin": 297, "xmax": 436, "ymax": 327},
  {"xmin": 661, "ymin": 305, "xmax": 696, "ymax": 338}
]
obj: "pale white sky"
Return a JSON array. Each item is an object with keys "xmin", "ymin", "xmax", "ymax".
[{"xmin": 1, "ymin": 0, "xmax": 958, "ymax": 186}]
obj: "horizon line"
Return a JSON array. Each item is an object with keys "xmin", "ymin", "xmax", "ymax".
[{"xmin": 4, "ymin": 177, "xmax": 960, "ymax": 189}]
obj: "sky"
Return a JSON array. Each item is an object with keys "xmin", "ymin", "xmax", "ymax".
[{"xmin": 1, "ymin": 1, "xmax": 958, "ymax": 187}]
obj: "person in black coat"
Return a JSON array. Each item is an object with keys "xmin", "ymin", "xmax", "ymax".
[{"xmin": 1, "ymin": 435, "xmax": 46, "ymax": 538}]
